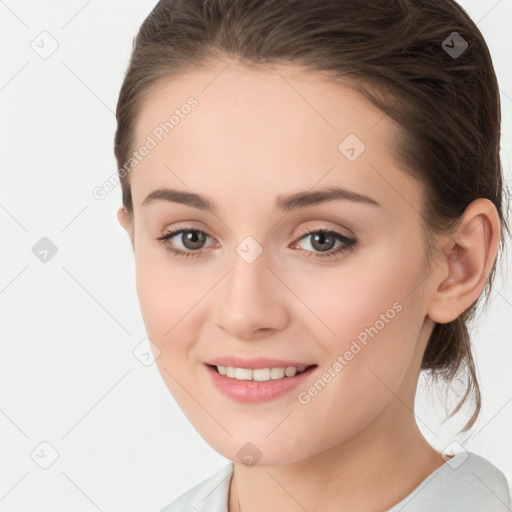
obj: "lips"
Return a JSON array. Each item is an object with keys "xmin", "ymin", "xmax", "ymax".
[{"xmin": 205, "ymin": 362, "xmax": 318, "ymax": 403}]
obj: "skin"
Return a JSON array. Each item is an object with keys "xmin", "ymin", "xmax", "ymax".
[{"xmin": 117, "ymin": 60, "xmax": 500, "ymax": 512}]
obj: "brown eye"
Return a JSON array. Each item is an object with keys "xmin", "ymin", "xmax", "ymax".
[
  {"xmin": 179, "ymin": 230, "xmax": 208, "ymax": 250},
  {"xmin": 156, "ymin": 228, "xmax": 214, "ymax": 258},
  {"xmin": 291, "ymin": 229, "xmax": 357, "ymax": 260},
  {"xmin": 308, "ymin": 232, "xmax": 337, "ymax": 252}
]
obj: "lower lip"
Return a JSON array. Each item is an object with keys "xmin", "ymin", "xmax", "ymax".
[{"xmin": 205, "ymin": 364, "xmax": 317, "ymax": 403}]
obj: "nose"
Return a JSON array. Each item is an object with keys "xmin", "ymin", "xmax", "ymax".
[{"xmin": 212, "ymin": 246, "xmax": 289, "ymax": 340}]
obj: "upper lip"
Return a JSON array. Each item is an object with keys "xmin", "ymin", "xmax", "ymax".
[{"xmin": 204, "ymin": 357, "xmax": 317, "ymax": 370}]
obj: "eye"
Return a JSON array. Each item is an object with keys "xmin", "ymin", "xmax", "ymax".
[
  {"xmin": 291, "ymin": 228, "xmax": 357, "ymax": 260},
  {"xmin": 156, "ymin": 228, "xmax": 214, "ymax": 259},
  {"xmin": 156, "ymin": 227, "xmax": 357, "ymax": 260}
]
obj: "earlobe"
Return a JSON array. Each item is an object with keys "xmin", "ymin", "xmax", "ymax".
[
  {"xmin": 117, "ymin": 206, "xmax": 130, "ymax": 230},
  {"xmin": 117, "ymin": 207, "xmax": 134, "ymax": 247},
  {"xmin": 427, "ymin": 198, "xmax": 500, "ymax": 324}
]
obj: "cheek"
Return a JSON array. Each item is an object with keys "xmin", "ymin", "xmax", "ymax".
[
  {"xmin": 135, "ymin": 259, "xmax": 203, "ymax": 404},
  {"xmin": 134, "ymin": 243, "xmax": 189, "ymax": 344},
  {"xmin": 287, "ymin": 250, "xmax": 415, "ymax": 348},
  {"xmin": 296, "ymin": 246, "xmax": 425, "ymax": 402},
  {"xmin": 134, "ymin": 243, "xmax": 219, "ymax": 376},
  {"xmin": 292, "ymin": 301, "xmax": 421, "ymax": 455},
  {"xmin": 134, "ymin": 233, "xmax": 182, "ymax": 308}
]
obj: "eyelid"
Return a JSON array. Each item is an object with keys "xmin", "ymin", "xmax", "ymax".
[{"xmin": 294, "ymin": 221, "xmax": 354, "ymax": 239}]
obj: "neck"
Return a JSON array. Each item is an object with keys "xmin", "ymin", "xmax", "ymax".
[{"xmin": 228, "ymin": 408, "xmax": 445, "ymax": 512}]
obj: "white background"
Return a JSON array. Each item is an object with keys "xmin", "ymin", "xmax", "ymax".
[{"xmin": 1, "ymin": 1, "xmax": 511, "ymax": 511}]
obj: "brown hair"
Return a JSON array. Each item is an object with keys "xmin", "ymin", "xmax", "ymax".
[{"xmin": 114, "ymin": 0, "xmax": 510, "ymax": 433}]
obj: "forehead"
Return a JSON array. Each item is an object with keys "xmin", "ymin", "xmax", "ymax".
[
  {"xmin": 134, "ymin": 61, "xmax": 393, "ymax": 148},
  {"xmin": 129, "ymin": 61, "xmax": 422, "ymax": 217}
]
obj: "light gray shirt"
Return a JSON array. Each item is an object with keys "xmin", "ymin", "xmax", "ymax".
[{"xmin": 159, "ymin": 451, "xmax": 511, "ymax": 511}]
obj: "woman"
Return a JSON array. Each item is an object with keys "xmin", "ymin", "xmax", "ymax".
[{"xmin": 115, "ymin": 0, "xmax": 511, "ymax": 510}]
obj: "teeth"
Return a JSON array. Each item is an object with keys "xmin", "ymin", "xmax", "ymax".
[{"xmin": 216, "ymin": 365, "xmax": 309, "ymax": 381}]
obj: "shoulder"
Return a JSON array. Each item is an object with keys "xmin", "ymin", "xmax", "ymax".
[
  {"xmin": 440, "ymin": 451, "xmax": 510, "ymax": 510},
  {"xmin": 157, "ymin": 462, "xmax": 234, "ymax": 512},
  {"xmin": 388, "ymin": 451, "xmax": 511, "ymax": 512}
]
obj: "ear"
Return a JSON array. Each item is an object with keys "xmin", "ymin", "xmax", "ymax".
[
  {"xmin": 427, "ymin": 198, "xmax": 501, "ymax": 324},
  {"xmin": 117, "ymin": 207, "xmax": 134, "ymax": 249}
]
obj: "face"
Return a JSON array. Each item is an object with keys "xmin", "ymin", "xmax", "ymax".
[{"xmin": 119, "ymin": 61, "xmax": 438, "ymax": 466}]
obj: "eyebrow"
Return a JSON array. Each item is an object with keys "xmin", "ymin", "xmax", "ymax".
[{"xmin": 141, "ymin": 186, "xmax": 381, "ymax": 212}]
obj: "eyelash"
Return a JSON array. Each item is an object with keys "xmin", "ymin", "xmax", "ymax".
[{"xmin": 156, "ymin": 227, "xmax": 358, "ymax": 260}]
